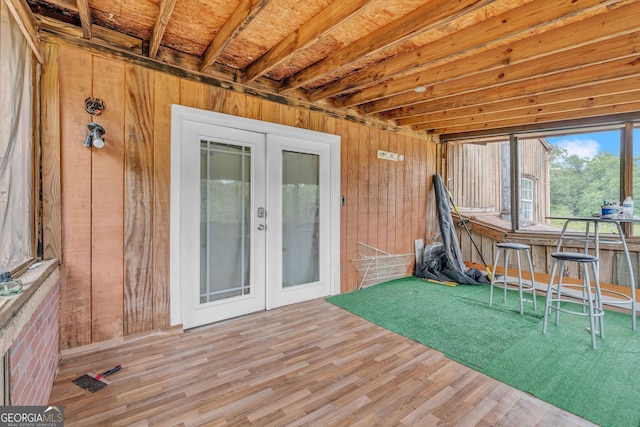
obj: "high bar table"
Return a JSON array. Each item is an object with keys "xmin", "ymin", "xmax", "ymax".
[{"xmin": 548, "ymin": 215, "xmax": 639, "ymax": 331}]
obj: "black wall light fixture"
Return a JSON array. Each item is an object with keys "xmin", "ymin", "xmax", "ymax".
[{"xmin": 84, "ymin": 97, "xmax": 106, "ymax": 148}]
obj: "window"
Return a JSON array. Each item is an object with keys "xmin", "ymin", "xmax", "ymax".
[
  {"xmin": 0, "ymin": 1, "xmax": 34, "ymax": 271},
  {"xmin": 445, "ymin": 126, "xmax": 635, "ymax": 236},
  {"xmin": 520, "ymin": 177, "xmax": 534, "ymax": 221},
  {"xmin": 545, "ymin": 129, "xmax": 621, "ymax": 233},
  {"xmin": 446, "ymin": 137, "xmax": 509, "ymax": 227},
  {"xmin": 517, "ymin": 137, "xmax": 550, "ymax": 229},
  {"xmin": 445, "ymin": 136, "xmax": 551, "ymax": 232}
]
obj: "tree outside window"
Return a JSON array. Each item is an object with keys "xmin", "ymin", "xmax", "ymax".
[
  {"xmin": 547, "ymin": 129, "xmax": 621, "ymax": 233},
  {"xmin": 446, "ymin": 127, "xmax": 635, "ymax": 236}
]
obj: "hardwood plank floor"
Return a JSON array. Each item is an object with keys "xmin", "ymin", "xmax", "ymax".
[{"xmin": 49, "ymin": 298, "xmax": 596, "ymax": 426}]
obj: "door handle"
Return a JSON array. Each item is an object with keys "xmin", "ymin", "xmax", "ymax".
[{"xmin": 257, "ymin": 224, "xmax": 266, "ymax": 231}]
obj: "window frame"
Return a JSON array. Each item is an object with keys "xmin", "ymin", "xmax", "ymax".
[
  {"xmin": 520, "ymin": 176, "xmax": 534, "ymax": 221},
  {"xmin": 443, "ymin": 120, "xmax": 640, "ymax": 240}
]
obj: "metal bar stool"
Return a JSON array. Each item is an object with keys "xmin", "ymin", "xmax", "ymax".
[
  {"xmin": 489, "ymin": 242, "xmax": 537, "ymax": 314},
  {"xmin": 542, "ymin": 251, "xmax": 604, "ymax": 349}
]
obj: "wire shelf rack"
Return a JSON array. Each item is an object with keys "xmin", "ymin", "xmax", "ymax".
[{"xmin": 351, "ymin": 242, "xmax": 414, "ymax": 289}]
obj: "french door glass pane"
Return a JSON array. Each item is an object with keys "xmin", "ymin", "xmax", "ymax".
[
  {"xmin": 200, "ymin": 141, "xmax": 251, "ymax": 303},
  {"xmin": 282, "ymin": 150, "xmax": 320, "ymax": 287}
]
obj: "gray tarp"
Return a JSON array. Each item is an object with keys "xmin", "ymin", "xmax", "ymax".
[{"xmin": 414, "ymin": 174, "xmax": 488, "ymax": 285}]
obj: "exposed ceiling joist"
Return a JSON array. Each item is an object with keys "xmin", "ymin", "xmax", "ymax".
[
  {"xmin": 402, "ymin": 57, "xmax": 640, "ymax": 118},
  {"xmin": 43, "ymin": 0, "xmax": 75, "ymax": 10},
  {"xmin": 430, "ymin": 100, "xmax": 640, "ymax": 135},
  {"xmin": 379, "ymin": 6, "xmax": 640, "ymax": 121},
  {"xmin": 397, "ymin": 75, "xmax": 640, "ymax": 127},
  {"xmin": 243, "ymin": 0, "xmax": 372, "ymax": 83},
  {"xmin": 365, "ymin": 59, "xmax": 640, "ymax": 128},
  {"xmin": 414, "ymin": 90, "xmax": 640, "ymax": 130},
  {"xmin": 279, "ymin": 0, "xmax": 494, "ymax": 94},
  {"xmin": 361, "ymin": 38, "xmax": 640, "ymax": 118},
  {"xmin": 75, "ymin": 0, "xmax": 90, "ymax": 38},
  {"xmin": 361, "ymin": 39, "xmax": 640, "ymax": 118},
  {"xmin": 309, "ymin": 0, "xmax": 625, "ymax": 102},
  {"xmin": 149, "ymin": 0, "xmax": 177, "ymax": 59},
  {"xmin": 399, "ymin": 58, "xmax": 640, "ymax": 134},
  {"xmin": 340, "ymin": 4, "xmax": 640, "ymax": 111},
  {"xmin": 199, "ymin": 0, "xmax": 271, "ymax": 73},
  {"xmin": 26, "ymin": 0, "xmax": 640, "ymax": 135}
]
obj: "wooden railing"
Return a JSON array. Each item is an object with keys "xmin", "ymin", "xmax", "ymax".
[{"xmin": 457, "ymin": 218, "xmax": 640, "ymax": 291}]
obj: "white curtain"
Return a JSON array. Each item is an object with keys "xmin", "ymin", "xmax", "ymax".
[{"xmin": 0, "ymin": 0, "xmax": 33, "ymax": 270}]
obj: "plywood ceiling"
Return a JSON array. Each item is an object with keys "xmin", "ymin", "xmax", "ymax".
[{"xmin": 27, "ymin": 0, "xmax": 640, "ymax": 136}]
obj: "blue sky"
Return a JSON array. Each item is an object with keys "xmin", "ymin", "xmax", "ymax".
[{"xmin": 546, "ymin": 130, "xmax": 623, "ymax": 159}]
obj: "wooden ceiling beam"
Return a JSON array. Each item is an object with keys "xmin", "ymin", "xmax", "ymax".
[
  {"xmin": 442, "ymin": 111, "xmax": 640, "ymax": 139},
  {"xmin": 396, "ymin": 57, "xmax": 640, "ymax": 130},
  {"xmin": 4, "ymin": 0, "xmax": 44, "ymax": 63},
  {"xmin": 410, "ymin": 89, "xmax": 640, "ymax": 131},
  {"xmin": 148, "ymin": 0, "xmax": 177, "ymax": 59},
  {"xmin": 353, "ymin": 31, "xmax": 640, "ymax": 115},
  {"xmin": 350, "ymin": 25, "xmax": 640, "ymax": 112},
  {"xmin": 372, "ymin": 10, "xmax": 640, "ymax": 119},
  {"xmin": 29, "ymin": 0, "xmax": 640, "ymax": 136},
  {"xmin": 425, "ymin": 100, "xmax": 640, "ymax": 135},
  {"xmin": 46, "ymin": 0, "xmax": 77, "ymax": 12},
  {"xmin": 75, "ymin": 0, "xmax": 91, "ymax": 39},
  {"xmin": 392, "ymin": 56, "xmax": 640, "ymax": 124},
  {"xmin": 37, "ymin": 13, "xmax": 270, "ymax": 89},
  {"xmin": 36, "ymin": 14, "xmax": 143, "ymax": 54},
  {"xmin": 396, "ymin": 75, "xmax": 640, "ymax": 126},
  {"xmin": 243, "ymin": 0, "xmax": 372, "ymax": 83},
  {"xmin": 380, "ymin": 57, "xmax": 640, "ymax": 123},
  {"xmin": 199, "ymin": 0, "xmax": 271, "ymax": 73},
  {"xmin": 278, "ymin": 0, "xmax": 494, "ymax": 94},
  {"xmin": 309, "ymin": 0, "xmax": 627, "ymax": 101}
]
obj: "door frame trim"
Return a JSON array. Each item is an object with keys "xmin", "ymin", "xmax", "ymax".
[{"xmin": 170, "ymin": 105, "xmax": 341, "ymax": 327}]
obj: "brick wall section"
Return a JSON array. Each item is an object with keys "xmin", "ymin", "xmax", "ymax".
[{"xmin": 10, "ymin": 283, "xmax": 60, "ymax": 405}]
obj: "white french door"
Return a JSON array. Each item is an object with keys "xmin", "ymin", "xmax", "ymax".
[
  {"xmin": 266, "ymin": 134, "xmax": 332, "ymax": 309},
  {"xmin": 178, "ymin": 123, "xmax": 267, "ymax": 328},
  {"xmin": 171, "ymin": 108, "xmax": 339, "ymax": 329}
]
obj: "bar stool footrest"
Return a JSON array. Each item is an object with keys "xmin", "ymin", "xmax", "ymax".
[
  {"xmin": 600, "ymin": 288, "xmax": 634, "ymax": 305},
  {"xmin": 546, "ymin": 299, "xmax": 605, "ymax": 318}
]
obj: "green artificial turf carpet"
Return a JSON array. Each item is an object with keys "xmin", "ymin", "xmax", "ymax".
[{"xmin": 326, "ymin": 277, "xmax": 640, "ymax": 427}]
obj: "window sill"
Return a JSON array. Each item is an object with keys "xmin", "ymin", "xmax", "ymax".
[
  {"xmin": 465, "ymin": 216, "xmax": 640, "ymax": 252},
  {"xmin": 0, "ymin": 259, "xmax": 60, "ymax": 357}
]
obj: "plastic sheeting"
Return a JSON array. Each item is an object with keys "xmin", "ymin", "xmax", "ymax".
[
  {"xmin": 415, "ymin": 174, "xmax": 489, "ymax": 285},
  {"xmin": 0, "ymin": 0, "xmax": 33, "ymax": 270}
]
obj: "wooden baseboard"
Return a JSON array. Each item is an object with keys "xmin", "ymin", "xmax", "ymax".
[{"xmin": 61, "ymin": 325, "xmax": 183, "ymax": 359}]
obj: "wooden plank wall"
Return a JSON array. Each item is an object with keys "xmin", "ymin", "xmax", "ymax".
[
  {"xmin": 519, "ymin": 137, "xmax": 551, "ymax": 222},
  {"xmin": 41, "ymin": 42, "xmax": 436, "ymax": 349},
  {"xmin": 447, "ymin": 139, "xmax": 551, "ymax": 223},
  {"xmin": 447, "ymin": 142, "xmax": 501, "ymax": 212}
]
